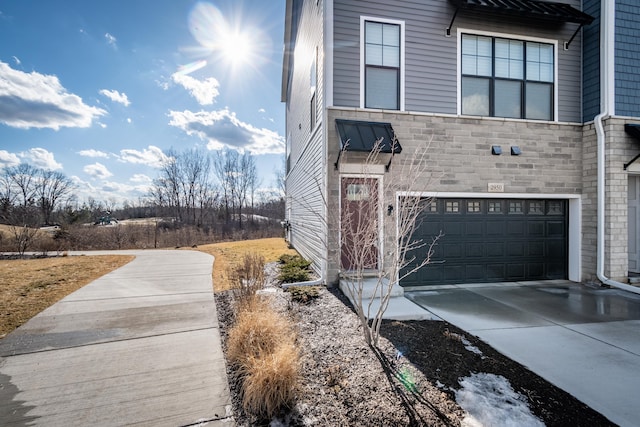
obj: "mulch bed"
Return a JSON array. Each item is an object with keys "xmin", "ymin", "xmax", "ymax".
[{"xmin": 215, "ymin": 273, "xmax": 615, "ymax": 426}]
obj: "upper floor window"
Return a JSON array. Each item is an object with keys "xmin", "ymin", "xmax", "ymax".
[
  {"xmin": 363, "ymin": 19, "xmax": 401, "ymax": 110},
  {"xmin": 461, "ymin": 34, "xmax": 554, "ymax": 121}
]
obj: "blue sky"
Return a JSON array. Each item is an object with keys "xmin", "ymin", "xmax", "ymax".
[{"xmin": 0, "ymin": 0, "xmax": 285, "ymax": 206}]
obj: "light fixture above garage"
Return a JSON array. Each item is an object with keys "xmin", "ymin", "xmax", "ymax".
[{"xmin": 491, "ymin": 145, "xmax": 502, "ymax": 155}]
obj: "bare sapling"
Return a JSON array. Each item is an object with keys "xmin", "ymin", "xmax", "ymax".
[{"xmin": 339, "ymin": 135, "xmax": 442, "ymax": 348}]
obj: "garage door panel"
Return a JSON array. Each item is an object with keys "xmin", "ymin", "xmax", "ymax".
[
  {"xmin": 465, "ymin": 265, "xmax": 485, "ymax": 280},
  {"xmin": 401, "ymin": 198, "xmax": 568, "ymax": 286},
  {"xmin": 506, "ymin": 241, "xmax": 525, "ymax": 257},
  {"xmin": 507, "ymin": 221, "xmax": 525, "ymax": 235},
  {"xmin": 486, "ymin": 242, "xmax": 505, "ymax": 257},
  {"xmin": 547, "ymin": 241, "xmax": 566, "ymax": 258},
  {"xmin": 466, "ymin": 242, "xmax": 484, "ymax": 257},
  {"xmin": 547, "ymin": 221, "xmax": 566, "ymax": 237},
  {"xmin": 528, "ymin": 263, "xmax": 544, "ymax": 277},
  {"xmin": 506, "ymin": 264, "xmax": 525, "ymax": 280},
  {"xmin": 486, "ymin": 222, "xmax": 505, "ymax": 235},
  {"xmin": 443, "ymin": 243, "xmax": 464, "ymax": 258},
  {"xmin": 486, "ymin": 264, "xmax": 506, "ymax": 279},
  {"xmin": 528, "ymin": 221, "xmax": 545, "ymax": 236},
  {"xmin": 465, "ymin": 222, "xmax": 483, "ymax": 236},
  {"xmin": 443, "ymin": 221, "xmax": 463, "ymax": 236},
  {"xmin": 528, "ymin": 241, "xmax": 544, "ymax": 256}
]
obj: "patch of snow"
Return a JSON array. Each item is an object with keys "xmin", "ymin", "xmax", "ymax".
[
  {"xmin": 460, "ymin": 336, "xmax": 485, "ymax": 358},
  {"xmin": 449, "ymin": 332, "xmax": 485, "ymax": 358},
  {"xmin": 456, "ymin": 373, "xmax": 544, "ymax": 427}
]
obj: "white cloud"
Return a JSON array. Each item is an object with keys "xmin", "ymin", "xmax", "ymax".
[
  {"xmin": 171, "ymin": 73, "xmax": 219, "ymax": 105},
  {"xmin": 78, "ymin": 149, "xmax": 109, "ymax": 158},
  {"xmin": 258, "ymin": 108, "xmax": 266, "ymax": 113},
  {"xmin": 130, "ymin": 173, "xmax": 152, "ymax": 184},
  {"xmin": 99, "ymin": 89, "xmax": 130, "ymax": 106},
  {"xmin": 118, "ymin": 145, "xmax": 168, "ymax": 168},
  {"xmin": 105, "ymin": 32, "xmax": 117, "ymax": 48},
  {"xmin": 0, "ymin": 150, "xmax": 20, "ymax": 168},
  {"xmin": 12, "ymin": 56, "xmax": 20, "ymax": 66},
  {"xmin": 83, "ymin": 162, "xmax": 113, "ymax": 179},
  {"xmin": 168, "ymin": 108, "xmax": 285, "ymax": 155},
  {"xmin": 0, "ymin": 61, "xmax": 106, "ymax": 129},
  {"xmin": 19, "ymin": 147, "xmax": 62, "ymax": 170},
  {"xmin": 127, "ymin": 117, "xmax": 132, "ymax": 123}
]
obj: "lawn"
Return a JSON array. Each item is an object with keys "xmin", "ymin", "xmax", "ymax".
[
  {"xmin": 0, "ymin": 255, "xmax": 134, "ymax": 338},
  {"xmin": 195, "ymin": 237, "xmax": 299, "ymax": 292}
]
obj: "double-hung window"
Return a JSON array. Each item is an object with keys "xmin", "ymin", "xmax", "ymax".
[
  {"xmin": 364, "ymin": 20, "xmax": 400, "ymax": 110},
  {"xmin": 461, "ymin": 34, "xmax": 554, "ymax": 121}
]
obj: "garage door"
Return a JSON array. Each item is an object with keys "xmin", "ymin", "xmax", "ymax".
[{"xmin": 400, "ymin": 198, "xmax": 568, "ymax": 287}]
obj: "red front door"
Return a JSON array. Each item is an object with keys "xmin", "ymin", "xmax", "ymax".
[{"xmin": 341, "ymin": 177, "xmax": 379, "ymax": 271}]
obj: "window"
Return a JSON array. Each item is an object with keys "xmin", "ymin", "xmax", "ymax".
[
  {"xmin": 364, "ymin": 20, "xmax": 400, "ymax": 110},
  {"xmin": 461, "ymin": 34, "xmax": 554, "ymax": 120},
  {"xmin": 467, "ymin": 201, "xmax": 481, "ymax": 213},
  {"xmin": 346, "ymin": 184, "xmax": 370, "ymax": 201},
  {"xmin": 446, "ymin": 201, "xmax": 460, "ymax": 213}
]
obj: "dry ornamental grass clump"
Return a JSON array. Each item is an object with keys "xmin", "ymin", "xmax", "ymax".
[{"xmin": 226, "ymin": 253, "xmax": 301, "ymax": 419}]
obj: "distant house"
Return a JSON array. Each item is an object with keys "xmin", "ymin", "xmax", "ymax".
[{"xmin": 282, "ymin": 0, "xmax": 640, "ymax": 291}]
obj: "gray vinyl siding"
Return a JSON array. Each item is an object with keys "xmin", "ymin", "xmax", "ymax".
[
  {"xmin": 284, "ymin": 0, "xmax": 326, "ymax": 273},
  {"xmin": 333, "ymin": 0, "xmax": 585, "ymax": 122},
  {"xmin": 615, "ymin": 0, "xmax": 640, "ymax": 118},
  {"xmin": 583, "ymin": 0, "xmax": 601, "ymax": 122}
]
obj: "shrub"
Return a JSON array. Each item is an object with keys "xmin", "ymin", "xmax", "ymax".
[
  {"xmin": 286, "ymin": 286, "xmax": 321, "ymax": 304},
  {"xmin": 278, "ymin": 266, "xmax": 310, "ymax": 283},
  {"xmin": 278, "ymin": 255, "xmax": 312, "ymax": 283}
]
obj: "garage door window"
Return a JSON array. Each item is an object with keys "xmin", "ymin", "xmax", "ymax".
[
  {"xmin": 467, "ymin": 201, "xmax": 481, "ymax": 213},
  {"xmin": 509, "ymin": 201, "xmax": 523, "ymax": 214},
  {"xmin": 446, "ymin": 201, "xmax": 460, "ymax": 213},
  {"xmin": 529, "ymin": 201, "xmax": 543, "ymax": 214},
  {"xmin": 488, "ymin": 201, "xmax": 502, "ymax": 213}
]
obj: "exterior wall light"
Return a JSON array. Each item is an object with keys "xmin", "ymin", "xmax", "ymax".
[
  {"xmin": 387, "ymin": 204, "xmax": 394, "ymax": 216},
  {"xmin": 491, "ymin": 145, "xmax": 502, "ymax": 155},
  {"xmin": 511, "ymin": 146, "xmax": 522, "ymax": 155}
]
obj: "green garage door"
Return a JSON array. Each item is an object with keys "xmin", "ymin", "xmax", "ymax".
[{"xmin": 400, "ymin": 198, "xmax": 568, "ymax": 287}]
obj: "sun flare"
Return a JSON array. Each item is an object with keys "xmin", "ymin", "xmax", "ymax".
[{"xmin": 188, "ymin": 2, "xmax": 263, "ymax": 71}]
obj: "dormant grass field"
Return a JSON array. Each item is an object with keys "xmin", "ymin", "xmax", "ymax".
[
  {"xmin": 195, "ymin": 238, "xmax": 298, "ymax": 292},
  {"xmin": 0, "ymin": 255, "xmax": 134, "ymax": 338}
]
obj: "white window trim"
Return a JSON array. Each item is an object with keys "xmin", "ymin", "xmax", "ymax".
[
  {"xmin": 360, "ymin": 16, "xmax": 405, "ymax": 111},
  {"xmin": 456, "ymin": 28, "xmax": 559, "ymax": 122}
]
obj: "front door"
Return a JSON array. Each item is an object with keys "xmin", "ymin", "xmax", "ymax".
[
  {"xmin": 341, "ymin": 177, "xmax": 379, "ymax": 271},
  {"xmin": 629, "ymin": 176, "xmax": 640, "ymax": 273}
]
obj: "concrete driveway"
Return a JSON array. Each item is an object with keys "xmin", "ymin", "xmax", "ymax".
[
  {"xmin": 0, "ymin": 250, "xmax": 233, "ymax": 426},
  {"xmin": 406, "ymin": 280, "xmax": 640, "ymax": 427}
]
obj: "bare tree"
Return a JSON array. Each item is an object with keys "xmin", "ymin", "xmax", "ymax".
[
  {"xmin": 338, "ymin": 137, "xmax": 442, "ymax": 348},
  {"xmin": 36, "ymin": 169, "xmax": 75, "ymax": 225},
  {"xmin": 213, "ymin": 149, "xmax": 238, "ymax": 227},
  {"xmin": 290, "ymin": 136, "xmax": 441, "ymax": 348}
]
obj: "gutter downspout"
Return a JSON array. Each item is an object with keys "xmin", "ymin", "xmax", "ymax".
[{"xmin": 594, "ymin": 0, "xmax": 640, "ymax": 294}]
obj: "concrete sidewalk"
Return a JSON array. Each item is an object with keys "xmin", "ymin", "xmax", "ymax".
[{"xmin": 0, "ymin": 250, "xmax": 233, "ymax": 426}]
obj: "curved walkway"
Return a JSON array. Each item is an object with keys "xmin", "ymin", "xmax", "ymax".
[{"xmin": 0, "ymin": 250, "xmax": 233, "ymax": 426}]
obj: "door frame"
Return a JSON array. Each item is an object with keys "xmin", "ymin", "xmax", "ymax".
[{"xmin": 339, "ymin": 174, "xmax": 384, "ymax": 273}]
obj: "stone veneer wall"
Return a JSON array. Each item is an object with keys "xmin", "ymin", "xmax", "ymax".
[{"xmin": 326, "ymin": 107, "xmax": 584, "ymax": 284}]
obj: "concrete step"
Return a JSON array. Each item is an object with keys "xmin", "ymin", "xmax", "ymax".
[{"xmin": 339, "ymin": 276, "xmax": 404, "ymax": 300}]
